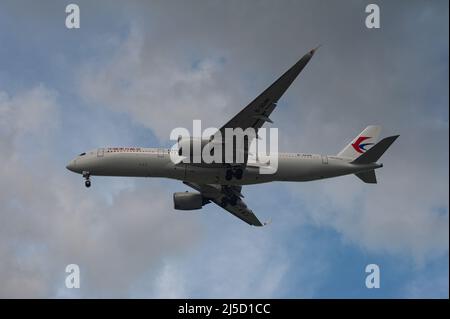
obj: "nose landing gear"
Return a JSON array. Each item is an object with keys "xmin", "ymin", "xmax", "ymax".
[{"xmin": 82, "ymin": 171, "xmax": 91, "ymax": 188}]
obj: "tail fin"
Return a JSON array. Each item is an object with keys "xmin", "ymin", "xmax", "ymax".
[
  {"xmin": 352, "ymin": 135, "xmax": 399, "ymax": 164},
  {"xmin": 337, "ymin": 125, "xmax": 381, "ymax": 160}
]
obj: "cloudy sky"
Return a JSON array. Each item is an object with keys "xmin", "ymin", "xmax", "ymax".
[{"xmin": 0, "ymin": 0, "xmax": 448, "ymax": 298}]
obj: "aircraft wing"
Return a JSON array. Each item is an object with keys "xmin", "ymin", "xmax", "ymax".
[
  {"xmin": 183, "ymin": 181, "xmax": 268, "ymax": 226},
  {"xmin": 216, "ymin": 47, "xmax": 318, "ymax": 139}
]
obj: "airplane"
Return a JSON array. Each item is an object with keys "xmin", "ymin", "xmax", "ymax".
[{"xmin": 66, "ymin": 47, "xmax": 399, "ymax": 226}]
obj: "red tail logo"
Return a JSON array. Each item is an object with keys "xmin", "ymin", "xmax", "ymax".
[{"xmin": 351, "ymin": 136, "xmax": 374, "ymax": 153}]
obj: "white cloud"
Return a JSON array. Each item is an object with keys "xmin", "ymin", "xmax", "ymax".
[
  {"xmin": 0, "ymin": 85, "xmax": 58, "ymax": 149},
  {"xmin": 0, "ymin": 85, "xmax": 202, "ymax": 297},
  {"xmin": 144, "ymin": 226, "xmax": 307, "ymax": 298},
  {"xmin": 152, "ymin": 261, "xmax": 188, "ymax": 298}
]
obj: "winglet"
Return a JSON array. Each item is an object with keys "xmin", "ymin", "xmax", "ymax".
[{"xmin": 310, "ymin": 44, "xmax": 321, "ymax": 55}]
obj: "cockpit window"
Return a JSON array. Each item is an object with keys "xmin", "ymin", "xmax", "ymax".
[{"xmin": 79, "ymin": 152, "xmax": 86, "ymax": 156}]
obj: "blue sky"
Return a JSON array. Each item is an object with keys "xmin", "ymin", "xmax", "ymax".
[{"xmin": 0, "ymin": 0, "xmax": 448, "ymax": 298}]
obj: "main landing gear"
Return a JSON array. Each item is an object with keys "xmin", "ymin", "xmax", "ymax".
[
  {"xmin": 82, "ymin": 171, "xmax": 91, "ymax": 188},
  {"xmin": 225, "ymin": 167, "xmax": 243, "ymax": 181}
]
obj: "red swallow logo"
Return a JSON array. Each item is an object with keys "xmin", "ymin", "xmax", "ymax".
[{"xmin": 351, "ymin": 136, "xmax": 374, "ymax": 153}]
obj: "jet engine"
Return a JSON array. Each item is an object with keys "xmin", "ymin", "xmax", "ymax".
[{"xmin": 173, "ymin": 192, "xmax": 209, "ymax": 210}]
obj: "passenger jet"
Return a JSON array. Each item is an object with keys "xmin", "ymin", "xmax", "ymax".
[{"xmin": 66, "ymin": 48, "xmax": 399, "ymax": 226}]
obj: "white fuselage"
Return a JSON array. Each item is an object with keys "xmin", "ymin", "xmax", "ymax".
[{"xmin": 66, "ymin": 147, "xmax": 381, "ymax": 185}]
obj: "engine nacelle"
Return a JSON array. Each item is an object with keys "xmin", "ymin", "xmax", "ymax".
[{"xmin": 173, "ymin": 192, "xmax": 207, "ymax": 210}]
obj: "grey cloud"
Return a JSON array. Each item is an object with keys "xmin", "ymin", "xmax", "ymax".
[
  {"xmin": 0, "ymin": 85, "xmax": 202, "ymax": 297},
  {"xmin": 0, "ymin": 0, "xmax": 447, "ymax": 298},
  {"xmin": 76, "ymin": 0, "xmax": 448, "ymax": 263}
]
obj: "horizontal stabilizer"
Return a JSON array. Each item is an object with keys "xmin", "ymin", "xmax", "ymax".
[
  {"xmin": 355, "ymin": 170, "xmax": 377, "ymax": 184},
  {"xmin": 352, "ymin": 135, "xmax": 399, "ymax": 164}
]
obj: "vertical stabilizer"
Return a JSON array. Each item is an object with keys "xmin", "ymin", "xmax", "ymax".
[{"xmin": 337, "ymin": 125, "xmax": 381, "ymax": 159}]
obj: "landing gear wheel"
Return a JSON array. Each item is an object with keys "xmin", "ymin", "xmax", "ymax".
[
  {"xmin": 82, "ymin": 171, "xmax": 91, "ymax": 188},
  {"xmin": 225, "ymin": 169, "xmax": 233, "ymax": 181},
  {"xmin": 235, "ymin": 168, "xmax": 243, "ymax": 180}
]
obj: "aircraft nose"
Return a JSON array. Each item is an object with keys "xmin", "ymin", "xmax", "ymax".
[{"xmin": 66, "ymin": 160, "xmax": 77, "ymax": 172}]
